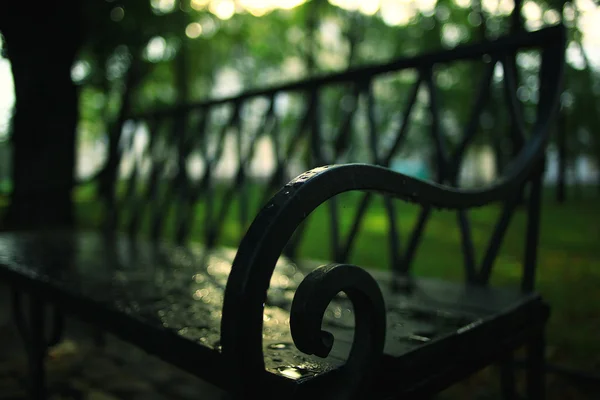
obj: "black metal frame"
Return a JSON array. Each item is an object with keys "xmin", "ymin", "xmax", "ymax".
[
  {"xmin": 220, "ymin": 26, "xmax": 565, "ymax": 397},
  {"xmin": 105, "ymin": 26, "xmax": 563, "ymax": 261}
]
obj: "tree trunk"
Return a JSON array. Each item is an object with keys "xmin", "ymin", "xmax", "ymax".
[
  {"xmin": 556, "ymin": 108, "xmax": 567, "ymax": 203},
  {"xmin": 597, "ymin": 157, "xmax": 600, "ymax": 196},
  {"xmin": 0, "ymin": 2, "xmax": 82, "ymax": 230},
  {"xmin": 305, "ymin": 0, "xmax": 319, "ymax": 75},
  {"xmin": 595, "ymin": 145, "xmax": 600, "ymax": 196}
]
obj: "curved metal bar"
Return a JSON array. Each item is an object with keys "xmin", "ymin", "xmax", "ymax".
[
  {"xmin": 221, "ymin": 28, "xmax": 565, "ymax": 396},
  {"xmin": 290, "ymin": 263, "xmax": 386, "ymax": 398},
  {"xmin": 132, "ymin": 26, "xmax": 564, "ymax": 120},
  {"xmin": 11, "ymin": 290, "xmax": 30, "ymax": 343}
]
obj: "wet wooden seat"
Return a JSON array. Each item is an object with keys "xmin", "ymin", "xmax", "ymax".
[{"xmin": 0, "ymin": 25, "xmax": 565, "ymax": 400}]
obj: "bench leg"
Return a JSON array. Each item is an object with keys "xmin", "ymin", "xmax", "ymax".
[
  {"xmin": 499, "ymin": 353, "xmax": 518, "ymax": 400},
  {"xmin": 28, "ymin": 294, "xmax": 47, "ymax": 400},
  {"xmin": 11, "ymin": 291, "xmax": 49, "ymax": 399},
  {"xmin": 48, "ymin": 305, "xmax": 65, "ymax": 347},
  {"xmin": 526, "ymin": 331, "xmax": 546, "ymax": 400}
]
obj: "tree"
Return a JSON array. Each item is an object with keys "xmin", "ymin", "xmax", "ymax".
[
  {"xmin": 1, "ymin": 0, "xmax": 596, "ymax": 232},
  {"xmin": 0, "ymin": 1, "xmax": 82, "ymax": 229}
]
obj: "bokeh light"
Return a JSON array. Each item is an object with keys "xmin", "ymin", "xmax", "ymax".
[
  {"xmin": 209, "ymin": 0, "xmax": 236, "ymax": 20},
  {"xmin": 191, "ymin": 0, "xmax": 211, "ymax": 11},
  {"xmin": 145, "ymin": 36, "xmax": 167, "ymax": 62},
  {"xmin": 185, "ymin": 22, "xmax": 203, "ymax": 38},
  {"xmin": 151, "ymin": 0, "xmax": 176, "ymax": 14},
  {"xmin": 110, "ymin": 7, "xmax": 125, "ymax": 22}
]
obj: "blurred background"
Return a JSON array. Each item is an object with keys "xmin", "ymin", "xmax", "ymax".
[
  {"xmin": 0, "ymin": 0, "xmax": 599, "ymax": 399},
  {"xmin": 0, "ymin": 0, "xmax": 598, "ymax": 192}
]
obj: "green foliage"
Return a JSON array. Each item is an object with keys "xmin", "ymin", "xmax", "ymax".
[{"xmin": 72, "ymin": 0, "xmax": 599, "ymax": 172}]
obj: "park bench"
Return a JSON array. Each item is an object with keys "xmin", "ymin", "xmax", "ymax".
[{"xmin": 0, "ymin": 25, "xmax": 564, "ymax": 399}]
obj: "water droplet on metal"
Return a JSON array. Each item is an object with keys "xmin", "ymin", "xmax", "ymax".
[
  {"xmin": 407, "ymin": 334, "xmax": 430, "ymax": 343},
  {"xmin": 193, "ymin": 288, "xmax": 210, "ymax": 300},
  {"xmin": 276, "ymin": 366, "xmax": 313, "ymax": 380},
  {"xmin": 331, "ymin": 306, "xmax": 342, "ymax": 318},
  {"xmin": 268, "ymin": 342, "xmax": 291, "ymax": 350}
]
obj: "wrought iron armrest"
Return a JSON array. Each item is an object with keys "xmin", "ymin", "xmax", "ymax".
[{"xmin": 220, "ymin": 27, "xmax": 565, "ymax": 399}]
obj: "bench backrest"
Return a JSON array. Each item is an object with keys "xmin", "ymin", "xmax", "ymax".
[{"xmin": 101, "ymin": 26, "xmax": 565, "ymax": 292}]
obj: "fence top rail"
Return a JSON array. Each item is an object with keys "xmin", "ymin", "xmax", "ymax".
[{"xmin": 128, "ymin": 25, "xmax": 563, "ymax": 120}]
